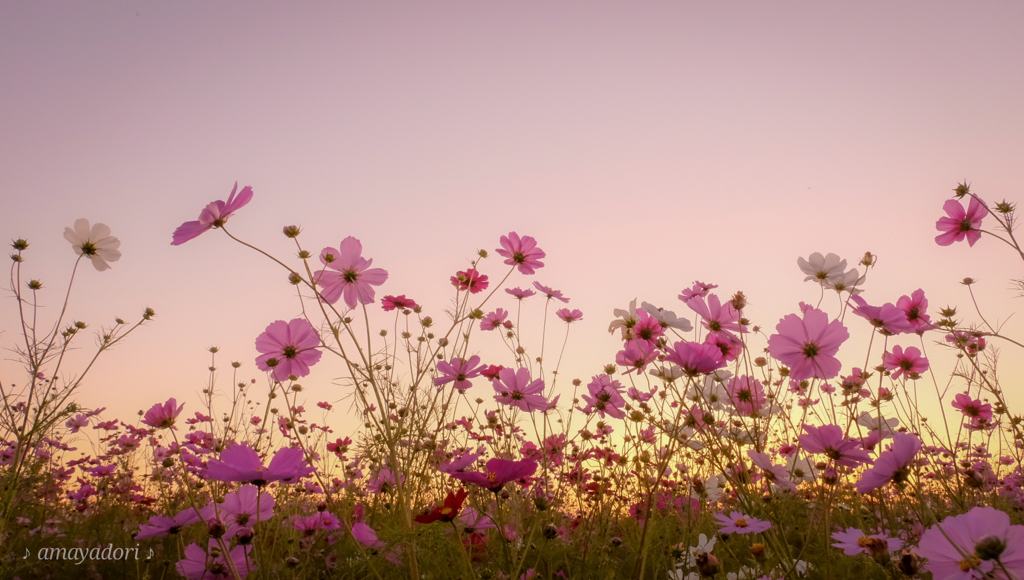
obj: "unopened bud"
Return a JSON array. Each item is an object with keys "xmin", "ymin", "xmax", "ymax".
[{"xmin": 695, "ymin": 552, "xmax": 720, "ymax": 577}]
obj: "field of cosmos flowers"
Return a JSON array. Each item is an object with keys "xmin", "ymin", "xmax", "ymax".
[{"xmin": 1, "ymin": 182, "xmax": 1022, "ymax": 580}]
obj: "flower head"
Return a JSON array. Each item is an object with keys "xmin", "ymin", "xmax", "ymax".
[
  {"xmin": 492, "ymin": 367, "xmax": 549, "ymax": 412},
  {"xmin": 480, "ymin": 309, "xmax": 509, "ymax": 331},
  {"xmin": 897, "ymin": 289, "xmax": 931, "ymax": 334},
  {"xmin": 532, "ymin": 281, "xmax": 569, "ymax": 303},
  {"xmin": 798, "ymin": 252, "xmax": 847, "ymax": 286},
  {"xmin": 316, "ymin": 237, "xmax": 389, "ymax": 308},
  {"xmin": 451, "ymin": 269, "xmax": 489, "ymax": 293},
  {"xmin": 136, "ymin": 507, "xmax": 205, "ymax": 540},
  {"xmin": 882, "ymin": 346, "xmax": 929, "ymax": 381},
  {"xmin": 849, "ymin": 296, "xmax": 915, "ymax": 335},
  {"xmin": 449, "ymin": 457, "xmax": 538, "ymax": 492},
  {"xmin": 255, "ymin": 318, "xmax": 322, "ymax": 382},
  {"xmin": 506, "ymin": 287, "xmax": 536, "ymax": 300},
  {"xmin": 496, "ymin": 232, "xmax": 545, "ymax": 275},
  {"xmin": 936, "ymin": 197, "xmax": 987, "ymax": 247},
  {"xmin": 206, "ymin": 443, "xmax": 315, "ymax": 486},
  {"xmin": 799, "ymin": 424, "xmax": 870, "ymax": 468},
  {"xmin": 415, "ymin": 488, "xmax": 469, "ymax": 524},
  {"xmin": 768, "ymin": 307, "xmax": 848, "ymax": 381},
  {"xmin": 177, "ymin": 540, "xmax": 255, "ymax": 579},
  {"xmin": 171, "ymin": 182, "xmax": 254, "ymax": 246},
  {"xmin": 855, "ymin": 432, "xmax": 921, "ymax": 493},
  {"xmin": 714, "ymin": 511, "xmax": 771, "ymax": 535},
  {"xmin": 831, "ymin": 528, "xmax": 903, "ymax": 556},
  {"xmin": 434, "ymin": 356, "xmax": 484, "ymax": 391},
  {"xmin": 918, "ymin": 507, "xmax": 1024, "ymax": 580},
  {"xmin": 142, "ymin": 398, "xmax": 185, "ymax": 430},
  {"xmin": 381, "ymin": 295, "xmax": 418, "ymax": 312},
  {"xmin": 64, "ymin": 219, "xmax": 121, "ymax": 271},
  {"xmin": 217, "ymin": 485, "xmax": 276, "ymax": 538},
  {"xmin": 556, "ymin": 308, "xmax": 583, "ymax": 323}
]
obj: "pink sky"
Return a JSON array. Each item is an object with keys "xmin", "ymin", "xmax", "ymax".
[{"xmin": 2, "ymin": 2, "xmax": 1022, "ymax": 430}]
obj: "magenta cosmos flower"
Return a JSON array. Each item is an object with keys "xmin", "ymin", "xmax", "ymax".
[
  {"xmin": 768, "ymin": 307, "xmax": 848, "ymax": 381},
  {"xmin": 177, "ymin": 540, "xmax": 255, "ymax": 580},
  {"xmin": 883, "ymin": 346, "xmax": 929, "ymax": 380},
  {"xmin": 856, "ymin": 431, "xmax": 922, "ymax": 493},
  {"xmin": 434, "ymin": 356, "xmax": 485, "ymax": 391},
  {"xmin": 480, "ymin": 308, "xmax": 509, "ymax": 331},
  {"xmin": 136, "ymin": 506, "xmax": 205, "ymax": 540},
  {"xmin": 578, "ymin": 375, "xmax": 626, "ymax": 419},
  {"xmin": 935, "ymin": 196, "xmax": 986, "ymax": 247},
  {"xmin": 799, "ymin": 424, "xmax": 870, "ymax": 468},
  {"xmin": 532, "ymin": 281, "xmax": 569, "ymax": 303},
  {"xmin": 897, "ymin": 289, "xmax": 931, "ymax": 334},
  {"xmin": 714, "ymin": 511, "xmax": 771, "ymax": 534},
  {"xmin": 381, "ymin": 295, "xmax": 418, "ymax": 312},
  {"xmin": 206, "ymin": 443, "xmax": 315, "ymax": 486},
  {"xmin": 255, "ymin": 318, "xmax": 322, "ymax": 382},
  {"xmin": 496, "ymin": 232, "xmax": 545, "ymax": 275},
  {"xmin": 556, "ymin": 308, "xmax": 583, "ymax": 323},
  {"xmin": 451, "ymin": 269, "xmax": 489, "ymax": 293},
  {"xmin": 918, "ymin": 506, "xmax": 1024, "ymax": 580},
  {"xmin": 449, "ymin": 457, "xmax": 538, "ymax": 492},
  {"xmin": 663, "ymin": 340, "xmax": 726, "ymax": 377},
  {"xmin": 849, "ymin": 295, "xmax": 915, "ymax": 335},
  {"xmin": 171, "ymin": 182, "xmax": 253, "ymax": 246},
  {"xmin": 728, "ymin": 375, "xmax": 767, "ymax": 416},
  {"xmin": 64, "ymin": 219, "xmax": 122, "ymax": 271},
  {"xmin": 492, "ymin": 367, "xmax": 549, "ymax": 412},
  {"xmin": 316, "ymin": 237, "xmax": 389, "ymax": 308},
  {"xmin": 951, "ymin": 393, "xmax": 993, "ymax": 428},
  {"xmin": 214, "ymin": 484, "xmax": 276, "ymax": 539},
  {"xmin": 142, "ymin": 398, "xmax": 185, "ymax": 430},
  {"xmin": 832, "ymin": 528, "xmax": 903, "ymax": 556}
]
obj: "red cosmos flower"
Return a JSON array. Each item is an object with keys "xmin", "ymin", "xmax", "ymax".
[
  {"xmin": 414, "ymin": 488, "xmax": 469, "ymax": 524},
  {"xmin": 451, "ymin": 269, "xmax": 489, "ymax": 293}
]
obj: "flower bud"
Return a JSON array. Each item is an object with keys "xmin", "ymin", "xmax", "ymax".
[
  {"xmin": 207, "ymin": 519, "xmax": 226, "ymax": 538},
  {"xmin": 543, "ymin": 524, "xmax": 558, "ymax": 540},
  {"xmin": 974, "ymin": 535, "xmax": 1007, "ymax": 560},
  {"xmin": 897, "ymin": 549, "xmax": 920, "ymax": 575},
  {"xmin": 695, "ymin": 552, "xmax": 720, "ymax": 577},
  {"xmin": 12, "ymin": 239, "xmax": 29, "ymax": 251},
  {"xmin": 236, "ymin": 527, "xmax": 254, "ymax": 545},
  {"xmin": 750, "ymin": 543, "xmax": 766, "ymax": 562},
  {"xmin": 283, "ymin": 225, "xmax": 301, "ymax": 238}
]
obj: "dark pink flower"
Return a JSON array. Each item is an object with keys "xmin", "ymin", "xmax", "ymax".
[
  {"xmin": 434, "ymin": 356, "xmax": 484, "ymax": 391},
  {"xmin": 918, "ymin": 506, "xmax": 1024, "ymax": 580},
  {"xmin": 768, "ymin": 307, "xmax": 848, "ymax": 381},
  {"xmin": 171, "ymin": 182, "xmax": 253, "ymax": 246},
  {"xmin": 451, "ymin": 269, "xmax": 489, "ymax": 293},
  {"xmin": 381, "ymin": 295, "xmax": 418, "ymax": 312},
  {"xmin": 142, "ymin": 398, "xmax": 185, "ymax": 430},
  {"xmin": 883, "ymin": 346, "xmax": 929, "ymax": 380},
  {"xmin": 663, "ymin": 340, "xmax": 726, "ymax": 377},
  {"xmin": 449, "ymin": 457, "xmax": 538, "ymax": 492},
  {"xmin": 176, "ymin": 540, "xmax": 255, "ymax": 579},
  {"xmin": 496, "ymin": 232, "xmax": 545, "ymax": 275},
  {"xmin": 951, "ymin": 393, "xmax": 993, "ymax": 426},
  {"xmin": 532, "ymin": 281, "xmax": 569, "ymax": 303},
  {"xmin": 556, "ymin": 308, "xmax": 583, "ymax": 323},
  {"xmin": 849, "ymin": 296, "xmax": 915, "ymax": 335},
  {"xmin": 205, "ymin": 443, "xmax": 315, "ymax": 486},
  {"xmin": 492, "ymin": 367, "xmax": 548, "ymax": 412},
  {"xmin": 897, "ymin": 289, "xmax": 931, "ymax": 334},
  {"xmin": 255, "ymin": 318, "xmax": 322, "ymax": 382},
  {"xmin": 713, "ymin": 511, "xmax": 771, "ymax": 534},
  {"xmin": 855, "ymin": 432, "xmax": 921, "ymax": 493},
  {"xmin": 935, "ymin": 196, "xmax": 986, "ymax": 247},
  {"xmin": 705, "ymin": 330, "xmax": 743, "ymax": 362},
  {"xmin": 316, "ymin": 237, "xmax": 389, "ymax": 308},
  {"xmin": 799, "ymin": 424, "xmax": 870, "ymax": 468}
]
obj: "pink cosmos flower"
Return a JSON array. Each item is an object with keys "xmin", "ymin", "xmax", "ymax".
[
  {"xmin": 631, "ymin": 310, "xmax": 664, "ymax": 343},
  {"xmin": 205, "ymin": 443, "xmax": 315, "ymax": 486},
  {"xmin": 381, "ymin": 295, "xmax": 418, "ymax": 312},
  {"xmin": 481, "ymin": 309, "xmax": 508, "ymax": 331},
  {"xmin": 292, "ymin": 511, "xmax": 341, "ymax": 535},
  {"xmin": 684, "ymin": 293, "xmax": 746, "ymax": 334},
  {"xmin": 215, "ymin": 484, "xmax": 275, "ymax": 539},
  {"xmin": 578, "ymin": 375, "xmax": 626, "ymax": 419},
  {"xmin": 434, "ymin": 356, "xmax": 484, "ymax": 391},
  {"xmin": 831, "ymin": 528, "xmax": 903, "ymax": 556},
  {"xmin": 705, "ymin": 330, "xmax": 743, "ymax": 362},
  {"xmin": 615, "ymin": 339, "xmax": 660, "ymax": 373},
  {"xmin": 897, "ymin": 289, "xmax": 931, "ymax": 334},
  {"xmin": 492, "ymin": 367, "xmax": 548, "ymax": 412},
  {"xmin": 142, "ymin": 398, "xmax": 185, "ymax": 430},
  {"xmin": 918, "ymin": 506, "xmax": 1024, "ymax": 580},
  {"xmin": 556, "ymin": 308, "xmax": 583, "ymax": 323},
  {"xmin": 935, "ymin": 196, "xmax": 987, "ymax": 247},
  {"xmin": 177, "ymin": 540, "xmax": 255, "ymax": 579},
  {"xmin": 678, "ymin": 281, "xmax": 718, "ymax": 302},
  {"xmin": 65, "ymin": 414, "xmax": 89, "ymax": 433},
  {"xmin": 849, "ymin": 296, "xmax": 915, "ymax": 335},
  {"xmin": 767, "ymin": 307, "xmax": 848, "ymax": 381},
  {"xmin": 136, "ymin": 506, "xmax": 205, "ymax": 540},
  {"xmin": 747, "ymin": 450, "xmax": 797, "ymax": 492},
  {"xmin": 882, "ymin": 346, "xmax": 929, "ymax": 381},
  {"xmin": 316, "ymin": 237, "xmax": 389, "ymax": 308},
  {"xmin": 449, "ymin": 457, "xmax": 538, "ymax": 492},
  {"xmin": 171, "ymin": 182, "xmax": 253, "ymax": 246},
  {"xmin": 728, "ymin": 376, "xmax": 767, "ymax": 416},
  {"xmin": 532, "ymin": 281, "xmax": 569, "ymax": 303},
  {"xmin": 255, "ymin": 318, "xmax": 322, "ymax": 382},
  {"xmin": 451, "ymin": 269, "xmax": 489, "ymax": 293},
  {"xmin": 951, "ymin": 393, "xmax": 993, "ymax": 426},
  {"xmin": 799, "ymin": 424, "xmax": 871, "ymax": 468},
  {"xmin": 496, "ymin": 232, "xmax": 545, "ymax": 275},
  {"xmin": 663, "ymin": 340, "xmax": 726, "ymax": 377},
  {"xmin": 714, "ymin": 511, "xmax": 771, "ymax": 534},
  {"xmin": 946, "ymin": 332, "xmax": 986, "ymax": 355},
  {"xmin": 506, "ymin": 287, "xmax": 536, "ymax": 300},
  {"xmin": 64, "ymin": 219, "xmax": 122, "ymax": 271}
]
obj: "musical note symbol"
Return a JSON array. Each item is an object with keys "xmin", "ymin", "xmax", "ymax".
[
  {"xmin": 146, "ymin": 548, "xmax": 154, "ymax": 560},
  {"xmin": 23, "ymin": 548, "xmax": 29, "ymax": 559}
]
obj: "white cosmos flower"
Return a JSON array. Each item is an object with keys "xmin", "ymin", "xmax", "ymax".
[
  {"xmin": 857, "ymin": 412, "xmax": 900, "ymax": 438},
  {"xmin": 609, "ymin": 298, "xmax": 639, "ymax": 338},
  {"xmin": 797, "ymin": 252, "xmax": 847, "ymax": 286},
  {"xmin": 826, "ymin": 267, "xmax": 865, "ymax": 295},
  {"xmin": 63, "ymin": 219, "xmax": 121, "ymax": 271},
  {"xmin": 640, "ymin": 301, "xmax": 693, "ymax": 332}
]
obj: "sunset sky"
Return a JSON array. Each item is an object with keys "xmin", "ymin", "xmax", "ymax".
[{"xmin": 2, "ymin": 2, "xmax": 1023, "ymax": 433}]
